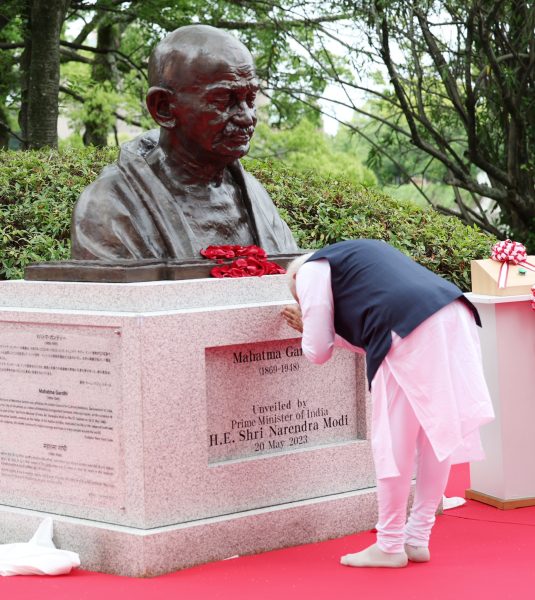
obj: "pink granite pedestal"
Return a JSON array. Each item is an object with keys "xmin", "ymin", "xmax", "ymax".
[{"xmin": 0, "ymin": 276, "xmax": 378, "ymax": 576}]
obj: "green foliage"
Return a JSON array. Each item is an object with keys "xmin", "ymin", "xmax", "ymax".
[
  {"xmin": 0, "ymin": 1, "xmax": 24, "ymax": 144},
  {"xmin": 0, "ymin": 146, "xmax": 116, "ymax": 279},
  {"xmin": 0, "ymin": 0, "xmax": 342, "ymax": 144},
  {"xmin": 1, "ymin": 0, "xmax": 532, "ymax": 249},
  {"xmin": 249, "ymin": 119, "xmax": 377, "ymax": 187},
  {"xmin": 0, "ymin": 148, "xmax": 495, "ymax": 289},
  {"xmin": 348, "ymin": 1, "xmax": 535, "ymax": 244},
  {"xmin": 335, "ymin": 106, "xmax": 456, "ymax": 189},
  {"xmin": 382, "ymin": 182, "xmax": 468, "ymax": 211},
  {"xmin": 68, "ymin": 82, "xmax": 121, "ymax": 144},
  {"xmin": 247, "ymin": 160, "xmax": 496, "ymax": 291}
]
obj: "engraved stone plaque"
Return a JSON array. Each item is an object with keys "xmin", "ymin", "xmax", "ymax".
[
  {"xmin": 0, "ymin": 322, "xmax": 124, "ymax": 509},
  {"xmin": 206, "ymin": 338, "xmax": 359, "ymax": 463}
]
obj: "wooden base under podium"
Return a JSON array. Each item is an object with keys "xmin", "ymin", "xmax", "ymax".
[{"xmin": 465, "ymin": 488, "xmax": 535, "ymax": 510}]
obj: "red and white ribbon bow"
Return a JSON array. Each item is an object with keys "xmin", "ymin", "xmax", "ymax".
[{"xmin": 490, "ymin": 240, "xmax": 535, "ymax": 288}]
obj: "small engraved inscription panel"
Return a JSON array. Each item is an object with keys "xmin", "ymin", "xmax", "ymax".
[
  {"xmin": 0, "ymin": 322, "xmax": 124, "ymax": 509},
  {"xmin": 205, "ymin": 338, "xmax": 358, "ymax": 463}
]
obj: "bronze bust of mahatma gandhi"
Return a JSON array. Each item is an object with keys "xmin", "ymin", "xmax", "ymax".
[{"xmin": 70, "ymin": 25, "xmax": 298, "ymax": 260}]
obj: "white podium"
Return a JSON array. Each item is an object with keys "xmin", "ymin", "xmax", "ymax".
[{"xmin": 466, "ymin": 293, "xmax": 535, "ymax": 509}]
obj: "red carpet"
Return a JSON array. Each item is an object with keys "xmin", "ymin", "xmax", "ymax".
[{"xmin": 2, "ymin": 464, "xmax": 534, "ymax": 600}]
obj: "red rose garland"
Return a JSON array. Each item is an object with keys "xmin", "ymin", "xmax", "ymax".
[
  {"xmin": 200, "ymin": 245, "xmax": 285, "ymax": 278},
  {"xmin": 200, "ymin": 244, "xmax": 267, "ymax": 261}
]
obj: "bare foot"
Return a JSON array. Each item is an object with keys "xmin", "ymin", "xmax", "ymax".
[
  {"xmin": 340, "ymin": 543, "xmax": 408, "ymax": 568},
  {"xmin": 405, "ymin": 544, "xmax": 430, "ymax": 562}
]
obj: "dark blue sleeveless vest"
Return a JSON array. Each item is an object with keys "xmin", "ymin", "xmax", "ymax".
[{"xmin": 306, "ymin": 240, "xmax": 480, "ymax": 387}]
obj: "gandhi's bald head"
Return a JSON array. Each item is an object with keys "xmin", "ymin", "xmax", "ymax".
[
  {"xmin": 148, "ymin": 25, "xmax": 255, "ymax": 91},
  {"xmin": 146, "ymin": 25, "xmax": 259, "ymax": 161}
]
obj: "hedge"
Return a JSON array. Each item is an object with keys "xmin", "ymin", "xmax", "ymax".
[
  {"xmin": 0, "ymin": 147, "xmax": 116, "ymax": 280},
  {"xmin": 0, "ymin": 148, "xmax": 496, "ymax": 289}
]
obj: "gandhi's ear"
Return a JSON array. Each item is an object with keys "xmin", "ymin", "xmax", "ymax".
[{"xmin": 146, "ymin": 87, "xmax": 176, "ymax": 129}]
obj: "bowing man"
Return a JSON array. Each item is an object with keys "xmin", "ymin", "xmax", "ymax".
[{"xmin": 282, "ymin": 239, "xmax": 494, "ymax": 568}]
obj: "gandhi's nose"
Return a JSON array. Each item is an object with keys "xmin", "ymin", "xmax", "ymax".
[{"xmin": 233, "ymin": 101, "xmax": 256, "ymax": 127}]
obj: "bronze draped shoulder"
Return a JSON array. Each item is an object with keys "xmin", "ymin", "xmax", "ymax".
[{"xmin": 71, "ymin": 130, "xmax": 298, "ymax": 260}]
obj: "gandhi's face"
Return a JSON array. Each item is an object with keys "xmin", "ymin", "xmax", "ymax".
[{"xmin": 171, "ymin": 57, "xmax": 259, "ymax": 159}]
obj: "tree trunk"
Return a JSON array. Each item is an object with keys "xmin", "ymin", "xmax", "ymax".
[
  {"xmin": 24, "ymin": 0, "xmax": 69, "ymax": 149},
  {"xmin": 18, "ymin": 0, "xmax": 31, "ymax": 145},
  {"xmin": 83, "ymin": 22, "xmax": 119, "ymax": 147},
  {"xmin": 0, "ymin": 107, "xmax": 10, "ymax": 148}
]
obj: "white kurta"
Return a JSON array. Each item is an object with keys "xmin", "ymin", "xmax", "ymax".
[{"xmin": 296, "ymin": 259, "xmax": 494, "ymax": 479}]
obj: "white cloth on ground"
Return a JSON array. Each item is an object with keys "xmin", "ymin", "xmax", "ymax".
[
  {"xmin": 0, "ymin": 518, "xmax": 80, "ymax": 576},
  {"xmin": 442, "ymin": 496, "xmax": 466, "ymax": 510}
]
